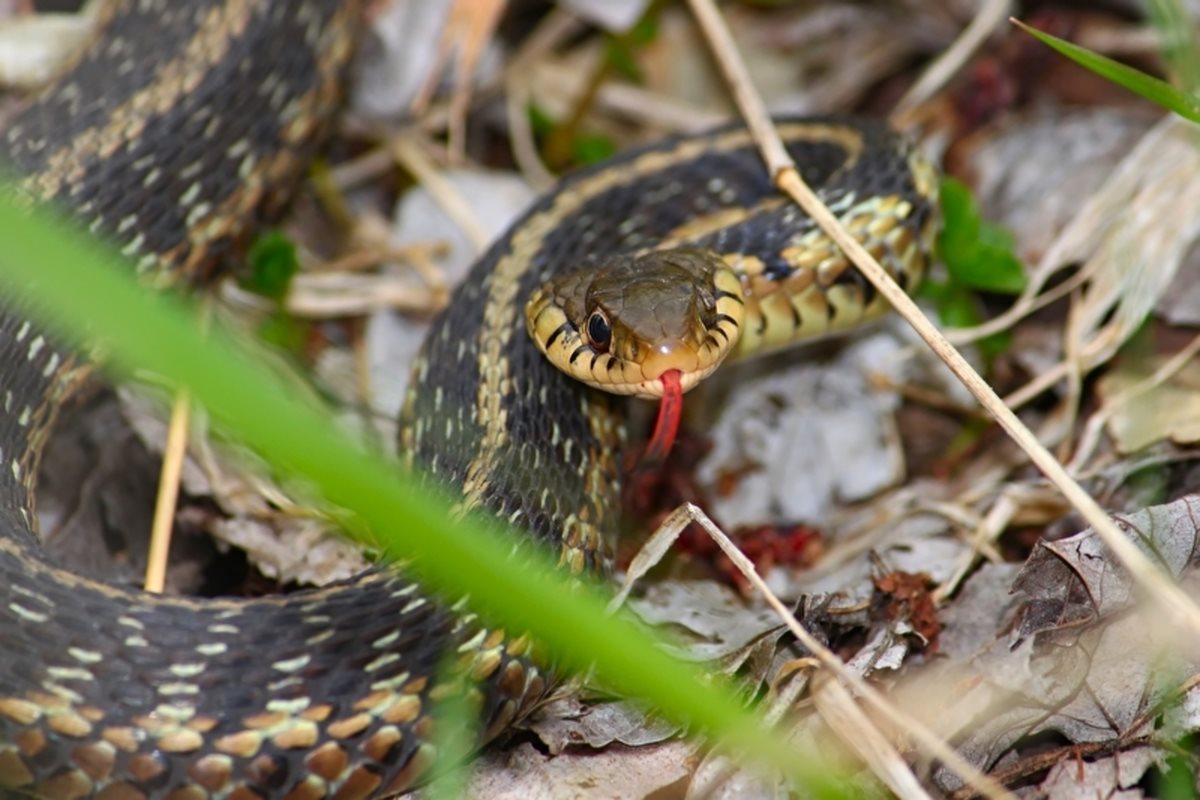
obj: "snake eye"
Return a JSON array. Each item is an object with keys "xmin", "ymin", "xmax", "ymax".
[{"xmin": 586, "ymin": 310, "xmax": 612, "ymax": 353}]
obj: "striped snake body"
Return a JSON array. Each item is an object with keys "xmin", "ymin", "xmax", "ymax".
[{"xmin": 0, "ymin": 2, "xmax": 939, "ymax": 799}]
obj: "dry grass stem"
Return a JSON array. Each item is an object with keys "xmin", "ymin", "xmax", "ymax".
[
  {"xmin": 685, "ymin": 3, "xmax": 1018, "ymax": 796},
  {"xmin": 391, "ymin": 135, "xmax": 491, "ymax": 253},
  {"xmin": 867, "ymin": 372, "xmax": 985, "ymax": 418},
  {"xmin": 144, "ymin": 388, "xmax": 190, "ymax": 593},
  {"xmin": 409, "ymin": 0, "xmax": 507, "ymax": 162},
  {"xmin": 814, "ymin": 675, "xmax": 934, "ymax": 800},
  {"xmin": 933, "ymin": 489, "xmax": 1021, "ymax": 603},
  {"xmin": 144, "ymin": 299, "xmax": 214, "ymax": 592},
  {"xmin": 286, "ymin": 273, "xmax": 447, "ymax": 318},
  {"xmin": 669, "ymin": 499, "xmax": 1015, "ymax": 800},
  {"xmin": 414, "ymin": 6, "xmax": 583, "ymax": 139},
  {"xmin": 329, "ymin": 147, "xmax": 394, "ymax": 190},
  {"xmin": 505, "ymin": 73, "xmax": 556, "ymax": 189},
  {"xmin": 943, "ymin": 268, "xmax": 1087, "ymax": 347}
]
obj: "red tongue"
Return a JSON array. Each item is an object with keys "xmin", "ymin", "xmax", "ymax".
[{"xmin": 643, "ymin": 369, "xmax": 683, "ymax": 463}]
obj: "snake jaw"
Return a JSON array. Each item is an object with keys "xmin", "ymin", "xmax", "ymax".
[
  {"xmin": 525, "ymin": 249, "xmax": 746, "ymax": 400},
  {"xmin": 639, "ymin": 338, "xmax": 700, "ymax": 382}
]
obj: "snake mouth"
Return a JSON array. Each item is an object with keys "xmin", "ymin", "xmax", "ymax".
[
  {"xmin": 524, "ymin": 249, "xmax": 745, "ymax": 400},
  {"xmin": 523, "ymin": 303, "xmax": 734, "ymax": 399}
]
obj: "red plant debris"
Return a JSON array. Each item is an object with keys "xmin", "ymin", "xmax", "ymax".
[{"xmin": 872, "ymin": 570, "xmax": 941, "ymax": 651}]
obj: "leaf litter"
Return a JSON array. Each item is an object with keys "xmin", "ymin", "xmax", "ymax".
[{"xmin": 10, "ymin": 0, "xmax": 1200, "ymax": 796}]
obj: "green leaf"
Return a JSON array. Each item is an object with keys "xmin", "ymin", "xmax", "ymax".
[
  {"xmin": 923, "ymin": 280, "xmax": 1012, "ymax": 358},
  {"xmin": 244, "ymin": 230, "xmax": 299, "ymax": 301},
  {"xmin": 1156, "ymin": 743, "xmax": 1198, "ymax": 800},
  {"xmin": 936, "ymin": 176, "xmax": 980, "ymax": 267},
  {"xmin": 605, "ymin": 38, "xmax": 644, "ymax": 82},
  {"xmin": 936, "ymin": 177, "xmax": 1027, "ymax": 295},
  {"xmin": 571, "ymin": 132, "xmax": 618, "ymax": 165},
  {"xmin": 604, "ymin": 3, "xmax": 661, "ymax": 81},
  {"xmin": 976, "ymin": 220, "xmax": 1015, "ymax": 252},
  {"xmin": 1012, "ymin": 18, "xmax": 1200, "ymax": 123},
  {"xmin": 626, "ymin": 12, "xmax": 660, "ymax": 46},
  {"xmin": 256, "ymin": 310, "xmax": 306, "ymax": 355},
  {"xmin": 527, "ymin": 103, "xmax": 556, "ymax": 138},
  {"xmin": 1148, "ymin": 0, "xmax": 1200, "ymax": 95},
  {"xmin": 935, "ymin": 284, "xmax": 984, "ymax": 330},
  {"xmin": 953, "ymin": 238, "xmax": 1026, "ymax": 294},
  {"xmin": 0, "ymin": 190, "xmax": 847, "ymax": 792}
]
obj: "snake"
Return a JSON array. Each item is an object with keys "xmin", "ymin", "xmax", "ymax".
[{"xmin": 0, "ymin": 2, "xmax": 940, "ymax": 799}]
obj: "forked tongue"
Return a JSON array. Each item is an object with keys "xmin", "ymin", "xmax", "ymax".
[{"xmin": 643, "ymin": 369, "xmax": 683, "ymax": 463}]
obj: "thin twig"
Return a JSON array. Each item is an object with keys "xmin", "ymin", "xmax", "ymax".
[
  {"xmin": 505, "ymin": 72, "xmax": 556, "ymax": 189},
  {"xmin": 391, "ymin": 135, "xmax": 491, "ymax": 253},
  {"xmin": 144, "ymin": 387, "xmax": 189, "ymax": 593},
  {"xmin": 683, "ymin": 501, "xmax": 1013, "ymax": 800},
  {"xmin": 145, "ymin": 298, "xmax": 214, "ymax": 591},
  {"xmin": 685, "ymin": 2, "xmax": 1016, "ymax": 797},
  {"xmin": 942, "ymin": 268, "xmax": 1087, "ymax": 347},
  {"xmin": 1001, "ymin": 328, "xmax": 1118, "ymax": 410},
  {"xmin": 814, "ymin": 675, "xmax": 934, "ymax": 800},
  {"xmin": 409, "ymin": 0, "xmax": 507, "ymax": 162}
]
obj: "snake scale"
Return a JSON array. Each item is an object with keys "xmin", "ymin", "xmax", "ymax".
[{"xmin": 0, "ymin": 1, "xmax": 938, "ymax": 798}]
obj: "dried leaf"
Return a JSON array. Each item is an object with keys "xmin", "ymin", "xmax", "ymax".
[
  {"xmin": 924, "ymin": 499, "xmax": 1200, "ymax": 792},
  {"xmin": 1038, "ymin": 746, "xmax": 1162, "ymax": 799},
  {"xmin": 1097, "ymin": 355, "xmax": 1200, "ymax": 453},
  {"xmin": 1013, "ymin": 497, "xmax": 1200, "ymax": 640},
  {"xmin": 521, "ymin": 695, "xmax": 679, "ymax": 752}
]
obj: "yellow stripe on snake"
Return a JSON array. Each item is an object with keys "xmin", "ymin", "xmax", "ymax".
[{"xmin": 0, "ymin": 2, "xmax": 939, "ymax": 798}]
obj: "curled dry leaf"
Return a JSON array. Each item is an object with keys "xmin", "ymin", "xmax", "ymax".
[
  {"xmin": 1013, "ymin": 497, "xmax": 1200, "ymax": 639},
  {"xmin": 422, "ymin": 739, "xmax": 697, "ymax": 800},
  {"xmin": 906, "ymin": 497, "xmax": 1200, "ymax": 793},
  {"xmin": 520, "ymin": 695, "xmax": 679, "ymax": 753}
]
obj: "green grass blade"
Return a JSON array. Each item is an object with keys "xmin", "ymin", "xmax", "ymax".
[
  {"xmin": 0, "ymin": 193, "xmax": 839, "ymax": 790},
  {"xmin": 1012, "ymin": 17, "xmax": 1200, "ymax": 122},
  {"xmin": 1148, "ymin": 0, "xmax": 1200, "ymax": 94}
]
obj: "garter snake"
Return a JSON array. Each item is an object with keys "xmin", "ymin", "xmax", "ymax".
[
  {"xmin": 0, "ymin": 2, "xmax": 939, "ymax": 799},
  {"xmin": 524, "ymin": 130, "xmax": 937, "ymax": 400}
]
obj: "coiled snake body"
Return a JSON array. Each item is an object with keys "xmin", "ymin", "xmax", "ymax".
[{"xmin": 0, "ymin": 2, "xmax": 938, "ymax": 798}]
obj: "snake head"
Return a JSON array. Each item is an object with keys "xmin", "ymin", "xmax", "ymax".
[{"xmin": 525, "ymin": 248, "xmax": 745, "ymax": 399}]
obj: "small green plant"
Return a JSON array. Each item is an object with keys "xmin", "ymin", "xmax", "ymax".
[
  {"xmin": 923, "ymin": 177, "xmax": 1027, "ymax": 358},
  {"xmin": 244, "ymin": 230, "xmax": 300, "ymax": 301},
  {"xmin": 240, "ymin": 230, "xmax": 308, "ymax": 354}
]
